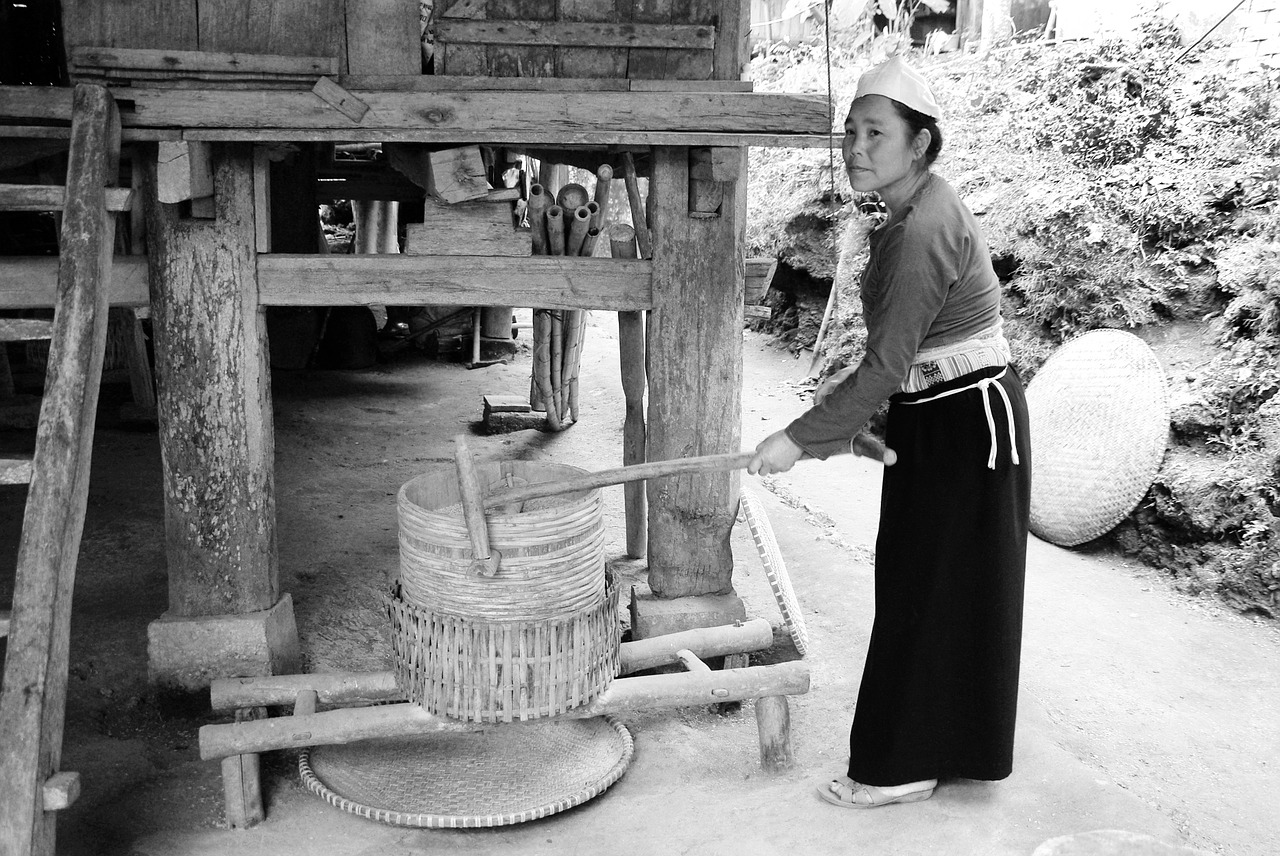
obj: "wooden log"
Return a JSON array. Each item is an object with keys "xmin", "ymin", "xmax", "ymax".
[
  {"xmin": 527, "ymin": 183, "xmax": 551, "ymax": 255},
  {"xmin": 199, "ymin": 661, "xmax": 810, "ymax": 760},
  {"xmin": 676, "ymin": 649, "xmax": 711, "ymax": 673},
  {"xmin": 611, "ymin": 224, "xmax": 648, "ymax": 558},
  {"xmin": 423, "ymin": 145, "xmax": 490, "ymax": 203},
  {"xmin": 755, "ymin": 695, "xmax": 794, "ymax": 771},
  {"xmin": 645, "ymin": 145, "xmax": 746, "ymax": 597},
  {"xmin": 621, "ymin": 152, "xmax": 652, "ymax": 259},
  {"xmin": 208, "ymin": 616, "xmax": 776, "ymax": 710},
  {"xmin": 142, "ymin": 142, "xmax": 278, "ymax": 616},
  {"xmin": 0, "ymin": 84, "xmax": 117, "ymax": 856},
  {"xmin": 156, "ymin": 140, "xmax": 213, "ymax": 205}
]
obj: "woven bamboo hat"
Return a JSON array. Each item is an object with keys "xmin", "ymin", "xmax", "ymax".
[{"xmin": 1025, "ymin": 329, "xmax": 1169, "ymax": 546}]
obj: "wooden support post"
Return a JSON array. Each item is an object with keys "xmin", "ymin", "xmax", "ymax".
[
  {"xmin": 755, "ymin": 695, "xmax": 794, "ymax": 771},
  {"xmin": 221, "ymin": 706, "xmax": 267, "ymax": 829},
  {"xmin": 141, "ymin": 143, "xmax": 282, "ymax": 619},
  {"xmin": 0, "ymin": 83, "xmax": 118, "ymax": 856},
  {"xmin": 645, "ymin": 145, "xmax": 746, "ymax": 597},
  {"xmin": 610, "ymin": 224, "xmax": 647, "ymax": 558}
]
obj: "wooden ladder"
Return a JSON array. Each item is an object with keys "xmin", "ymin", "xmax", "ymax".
[{"xmin": 0, "ymin": 83, "xmax": 123, "ymax": 856}]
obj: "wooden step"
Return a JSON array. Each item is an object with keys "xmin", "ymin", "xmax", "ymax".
[
  {"xmin": 0, "ymin": 456, "xmax": 34, "ymax": 485},
  {"xmin": 0, "ymin": 318, "xmax": 55, "ymax": 342},
  {"xmin": 0, "ymin": 183, "xmax": 134, "ymax": 213}
]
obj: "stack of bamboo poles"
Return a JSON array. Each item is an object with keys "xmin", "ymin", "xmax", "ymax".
[{"xmin": 527, "ymin": 164, "xmax": 614, "ymax": 431}]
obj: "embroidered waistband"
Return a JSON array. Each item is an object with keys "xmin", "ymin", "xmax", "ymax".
[{"xmin": 902, "ymin": 321, "xmax": 1012, "ymax": 394}]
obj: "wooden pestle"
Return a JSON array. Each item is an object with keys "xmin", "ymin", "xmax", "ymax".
[{"xmin": 453, "ymin": 435, "xmax": 501, "ymax": 577}]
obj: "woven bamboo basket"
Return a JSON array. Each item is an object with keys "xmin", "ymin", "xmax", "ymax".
[
  {"xmin": 387, "ymin": 571, "xmax": 620, "ymax": 723},
  {"xmin": 397, "ymin": 461, "xmax": 605, "ymax": 621},
  {"xmin": 392, "ymin": 461, "xmax": 619, "ymax": 722}
]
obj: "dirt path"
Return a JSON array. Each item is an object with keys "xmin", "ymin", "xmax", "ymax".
[{"xmin": 5, "ymin": 314, "xmax": 1277, "ymax": 855}]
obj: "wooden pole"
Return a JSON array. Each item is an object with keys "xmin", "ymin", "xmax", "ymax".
[
  {"xmin": 755, "ymin": 695, "xmax": 795, "ymax": 771},
  {"xmin": 621, "ymin": 152, "xmax": 652, "ymax": 259},
  {"xmin": 143, "ymin": 142, "xmax": 280, "ymax": 615},
  {"xmin": 610, "ymin": 223, "xmax": 647, "ymax": 558},
  {"xmin": 0, "ymin": 84, "xmax": 118, "ymax": 856},
  {"xmin": 209, "ymin": 617, "xmax": 777, "ymax": 710},
  {"xmin": 532, "ymin": 309, "xmax": 560, "ymax": 430},
  {"xmin": 199, "ymin": 661, "xmax": 811, "ymax": 760},
  {"xmin": 645, "ymin": 146, "xmax": 747, "ymax": 597}
]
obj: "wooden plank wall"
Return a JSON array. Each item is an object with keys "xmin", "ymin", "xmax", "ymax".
[
  {"xmin": 436, "ymin": 0, "xmax": 720, "ymax": 78},
  {"xmin": 61, "ymin": 0, "xmax": 422, "ymax": 77}
]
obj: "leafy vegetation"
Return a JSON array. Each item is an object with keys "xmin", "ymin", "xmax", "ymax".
[{"xmin": 746, "ymin": 17, "xmax": 1280, "ymax": 617}]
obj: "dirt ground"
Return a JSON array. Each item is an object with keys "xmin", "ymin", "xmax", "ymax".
[{"xmin": 3, "ymin": 313, "xmax": 1279, "ymax": 856}]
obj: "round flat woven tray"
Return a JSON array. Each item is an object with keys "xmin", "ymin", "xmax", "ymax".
[
  {"xmin": 1025, "ymin": 329, "xmax": 1169, "ymax": 547},
  {"xmin": 739, "ymin": 488, "xmax": 809, "ymax": 657},
  {"xmin": 299, "ymin": 716, "xmax": 633, "ymax": 828}
]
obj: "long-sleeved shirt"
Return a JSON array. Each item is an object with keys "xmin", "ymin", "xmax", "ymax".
[{"xmin": 785, "ymin": 173, "xmax": 1002, "ymax": 459}]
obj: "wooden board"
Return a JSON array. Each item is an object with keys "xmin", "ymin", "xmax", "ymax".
[
  {"xmin": 557, "ymin": 0, "xmax": 631, "ymax": 78},
  {"xmin": 404, "ymin": 199, "xmax": 527, "ymax": 257},
  {"xmin": 113, "ymin": 87, "xmax": 830, "ymax": 135},
  {"xmin": 59, "ymin": 0, "xmax": 199, "ymax": 53},
  {"xmin": 435, "ymin": 20, "xmax": 714, "ymax": 48},
  {"xmin": 0, "ymin": 257, "xmax": 150, "ymax": 309},
  {"xmin": 197, "ymin": 0, "xmax": 347, "ymax": 72},
  {"xmin": 0, "ymin": 185, "xmax": 134, "ymax": 213},
  {"xmin": 70, "ymin": 46, "xmax": 338, "ymax": 76},
  {"xmin": 257, "ymin": 254, "xmax": 653, "ymax": 310},
  {"xmin": 487, "ymin": 0, "xmax": 557, "ymax": 78},
  {"xmin": 344, "ymin": 0, "xmax": 421, "ymax": 75}
]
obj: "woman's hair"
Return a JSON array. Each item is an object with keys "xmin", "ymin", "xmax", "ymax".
[{"xmin": 890, "ymin": 100, "xmax": 943, "ymax": 166}]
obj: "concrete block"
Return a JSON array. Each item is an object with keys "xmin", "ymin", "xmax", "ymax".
[
  {"xmin": 148, "ymin": 593, "xmax": 301, "ymax": 692},
  {"xmin": 629, "ymin": 589, "xmax": 747, "ymax": 640}
]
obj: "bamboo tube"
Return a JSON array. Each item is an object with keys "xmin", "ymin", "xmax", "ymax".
[
  {"xmin": 538, "ymin": 162, "xmax": 564, "ymax": 198},
  {"xmin": 532, "ymin": 309, "xmax": 560, "ymax": 430},
  {"xmin": 545, "ymin": 205, "xmax": 566, "ymax": 256},
  {"xmin": 550, "ymin": 309, "xmax": 564, "ymax": 417},
  {"xmin": 560, "ymin": 309, "xmax": 583, "ymax": 418},
  {"xmin": 592, "ymin": 164, "xmax": 612, "ymax": 231},
  {"xmin": 527, "ymin": 183, "xmax": 551, "ymax": 255},
  {"xmin": 569, "ymin": 309, "xmax": 587, "ymax": 421},
  {"xmin": 611, "ymin": 223, "xmax": 647, "ymax": 557},
  {"xmin": 581, "ymin": 226, "xmax": 601, "ymax": 258},
  {"xmin": 566, "ymin": 204, "xmax": 591, "ymax": 257},
  {"xmin": 621, "ymin": 152, "xmax": 652, "ymax": 259}
]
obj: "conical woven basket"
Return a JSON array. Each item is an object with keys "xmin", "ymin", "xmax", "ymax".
[{"xmin": 1025, "ymin": 329, "xmax": 1169, "ymax": 546}]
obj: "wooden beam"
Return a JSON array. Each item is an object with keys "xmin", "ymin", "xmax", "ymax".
[
  {"xmin": 0, "ymin": 257, "xmax": 150, "ymax": 308},
  {"xmin": 436, "ymin": 20, "xmax": 715, "ymax": 49},
  {"xmin": 40, "ymin": 772, "xmax": 80, "ymax": 812},
  {"xmin": 111, "ymin": 87, "xmax": 829, "ymax": 135},
  {"xmin": 0, "ymin": 185, "xmax": 133, "ymax": 213},
  {"xmin": 1, "ymin": 253, "xmax": 650, "ymax": 311},
  {"xmin": 0, "ymin": 458, "xmax": 34, "ymax": 486},
  {"xmin": 208, "ymin": 616, "xmax": 778, "ymax": 710},
  {"xmin": 256, "ymin": 254, "xmax": 653, "ymax": 311},
  {"xmin": 70, "ymin": 47, "xmax": 338, "ymax": 77},
  {"xmin": 183, "ymin": 129, "xmax": 837, "ymax": 148},
  {"xmin": 199, "ymin": 661, "xmax": 810, "ymax": 759}
]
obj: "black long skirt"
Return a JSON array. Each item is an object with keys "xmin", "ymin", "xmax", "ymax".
[{"xmin": 847, "ymin": 365, "xmax": 1031, "ymax": 786}]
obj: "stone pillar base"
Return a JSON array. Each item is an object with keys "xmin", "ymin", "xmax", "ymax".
[
  {"xmin": 629, "ymin": 589, "xmax": 747, "ymax": 640},
  {"xmin": 148, "ymin": 593, "xmax": 301, "ymax": 692}
]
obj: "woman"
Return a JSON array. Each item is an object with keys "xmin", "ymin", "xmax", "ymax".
[{"xmin": 748, "ymin": 56, "xmax": 1031, "ymax": 808}]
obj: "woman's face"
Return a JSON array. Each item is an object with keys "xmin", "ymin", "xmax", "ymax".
[{"xmin": 842, "ymin": 95, "xmax": 928, "ymax": 205}]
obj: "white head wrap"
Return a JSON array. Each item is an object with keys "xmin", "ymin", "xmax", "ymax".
[{"xmin": 854, "ymin": 55, "xmax": 942, "ymax": 121}]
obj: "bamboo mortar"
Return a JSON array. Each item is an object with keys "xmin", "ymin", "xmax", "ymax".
[
  {"xmin": 621, "ymin": 152, "xmax": 653, "ymax": 259},
  {"xmin": 592, "ymin": 164, "xmax": 612, "ymax": 231},
  {"xmin": 532, "ymin": 309, "xmax": 560, "ymax": 430},
  {"xmin": 567, "ymin": 205, "xmax": 591, "ymax": 257},
  {"xmin": 556, "ymin": 182, "xmax": 590, "ymax": 211},
  {"xmin": 527, "ymin": 183, "xmax": 550, "ymax": 255},
  {"xmin": 545, "ymin": 205, "xmax": 566, "ymax": 256}
]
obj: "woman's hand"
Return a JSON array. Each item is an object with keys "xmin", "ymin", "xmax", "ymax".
[
  {"xmin": 748, "ymin": 430, "xmax": 806, "ymax": 476},
  {"xmin": 814, "ymin": 366, "xmax": 855, "ymax": 405}
]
